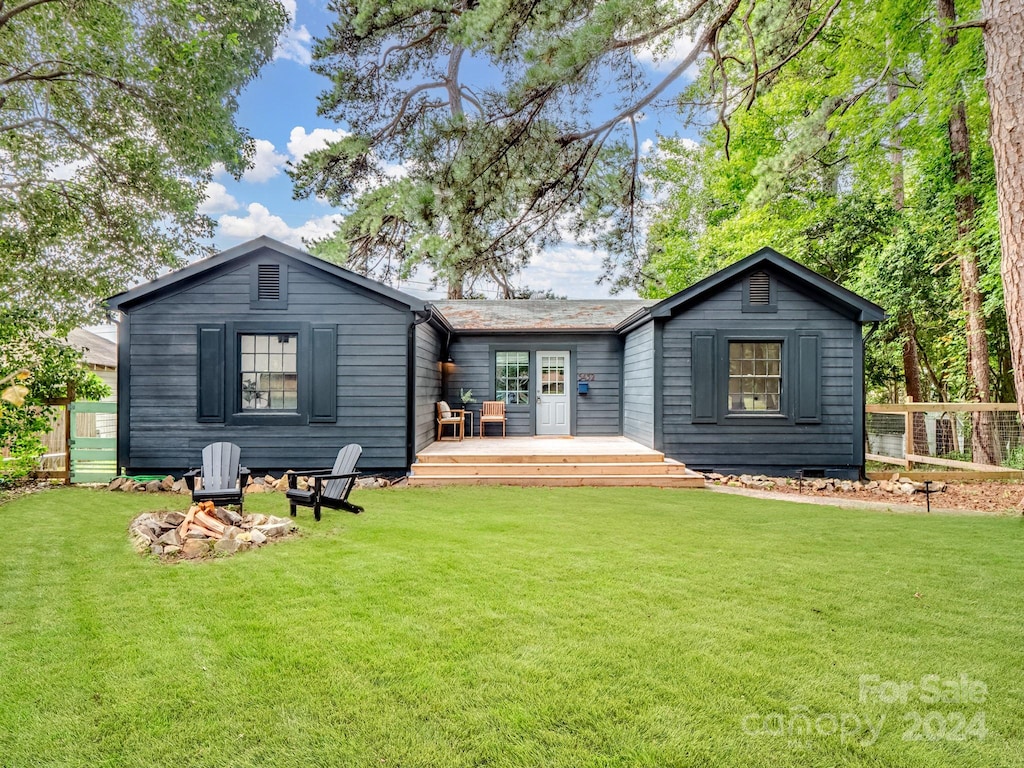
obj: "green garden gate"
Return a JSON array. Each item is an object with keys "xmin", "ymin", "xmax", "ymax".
[{"xmin": 69, "ymin": 401, "xmax": 117, "ymax": 483}]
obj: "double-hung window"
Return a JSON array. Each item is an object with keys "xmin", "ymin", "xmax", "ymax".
[
  {"xmin": 728, "ymin": 342, "xmax": 782, "ymax": 413},
  {"xmin": 240, "ymin": 333, "xmax": 298, "ymax": 411},
  {"xmin": 495, "ymin": 351, "xmax": 530, "ymax": 405}
]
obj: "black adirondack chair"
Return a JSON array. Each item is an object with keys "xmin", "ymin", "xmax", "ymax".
[
  {"xmin": 285, "ymin": 444, "xmax": 364, "ymax": 520},
  {"xmin": 183, "ymin": 442, "xmax": 250, "ymax": 511}
]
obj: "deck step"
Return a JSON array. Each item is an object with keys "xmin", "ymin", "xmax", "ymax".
[
  {"xmin": 410, "ymin": 461, "xmax": 694, "ymax": 477},
  {"xmin": 407, "ymin": 473, "xmax": 706, "ymax": 488},
  {"xmin": 414, "ymin": 452, "xmax": 665, "ymax": 464}
]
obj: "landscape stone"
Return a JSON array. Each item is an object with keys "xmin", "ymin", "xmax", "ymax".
[
  {"xmin": 108, "ymin": 477, "xmax": 124, "ymax": 491},
  {"xmin": 249, "ymin": 529, "xmax": 267, "ymax": 545},
  {"xmin": 264, "ymin": 474, "xmax": 276, "ymax": 485},
  {"xmin": 211, "ymin": 506, "xmax": 242, "ymax": 526},
  {"xmin": 164, "ymin": 511, "xmax": 186, "ymax": 526},
  {"xmin": 163, "ymin": 545, "xmax": 182, "ymax": 555},
  {"xmin": 157, "ymin": 529, "xmax": 182, "ymax": 547},
  {"xmin": 255, "ymin": 521, "xmax": 290, "ymax": 538},
  {"xmin": 274, "ymin": 477, "xmax": 290, "ymax": 491},
  {"xmin": 130, "ymin": 533, "xmax": 150, "ymax": 553},
  {"xmin": 214, "ymin": 538, "xmax": 241, "ymax": 554},
  {"xmin": 150, "ymin": 543, "xmax": 164, "ymax": 555},
  {"xmin": 245, "ymin": 483, "xmax": 265, "ymax": 494},
  {"xmin": 160, "ymin": 475, "xmax": 175, "ymax": 491},
  {"xmin": 121, "ymin": 480, "xmax": 135, "ymax": 493},
  {"xmin": 182, "ymin": 539, "xmax": 211, "ymax": 558},
  {"xmin": 222, "ymin": 526, "xmax": 241, "ymax": 540},
  {"xmin": 145, "ymin": 480, "xmax": 162, "ymax": 493}
]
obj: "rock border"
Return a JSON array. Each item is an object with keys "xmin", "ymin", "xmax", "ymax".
[
  {"xmin": 108, "ymin": 473, "xmax": 398, "ymax": 495},
  {"xmin": 128, "ymin": 508, "xmax": 298, "ymax": 560},
  {"xmin": 703, "ymin": 472, "xmax": 946, "ymax": 496}
]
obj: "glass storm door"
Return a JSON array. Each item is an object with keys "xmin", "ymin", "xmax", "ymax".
[{"xmin": 536, "ymin": 351, "xmax": 570, "ymax": 435}]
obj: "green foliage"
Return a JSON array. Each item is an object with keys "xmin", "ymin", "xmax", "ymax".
[
  {"xmin": 645, "ymin": 0, "xmax": 1003, "ymax": 401},
  {"xmin": 1, "ymin": 310, "xmax": 110, "ymax": 483},
  {"xmin": 0, "ymin": 0, "xmax": 286, "ymax": 327},
  {"xmin": 297, "ymin": 0, "xmax": 848, "ymax": 295}
]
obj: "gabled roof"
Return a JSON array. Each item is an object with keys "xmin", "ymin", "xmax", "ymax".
[
  {"xmin": 648, "ymin": 247, "xmax": 886, "ymax": 323},
  {"xmin": 432, "ymin": 299, "xmax": 657, "ymax": 331},
  {"xmin": 66, "ymin": 328, "xmax": 117, "ymax": 369},
  {"xmin": 106, "ymin": 237, "xmax": 427, "ymax": 312}
]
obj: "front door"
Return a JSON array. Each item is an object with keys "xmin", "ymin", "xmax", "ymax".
[{"xmin": 536, "ymin": 351, "xmax": 570, "ymax": 435}]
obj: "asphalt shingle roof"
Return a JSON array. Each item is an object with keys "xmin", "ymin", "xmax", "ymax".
[
  {"xmin": 432, "ymin": 299, "xmax": 657, "ymax": 331},
  {"xmin": 66, "ymin": 328, "xmax": 117, "ymax": 369}
]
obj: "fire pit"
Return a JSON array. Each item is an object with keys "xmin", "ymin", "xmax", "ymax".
[{"xmin": 129, "ymin": 501, "xmax": 297, "ymax": 559}]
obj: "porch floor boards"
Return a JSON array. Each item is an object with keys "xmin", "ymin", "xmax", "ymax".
[{"xmin": 409, "ymin": 436, "xmax": 706, "ymax": 488}]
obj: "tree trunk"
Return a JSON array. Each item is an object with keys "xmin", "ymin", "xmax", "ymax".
[
  {"xmin": 981, "ymin": 0, "xmax": 1024, "ymax": 430},
  {"xmin": 900, "ymin": 312, "xmax": 928, "ymax": 453},
  {"xmin": 940, "ymin": 0, "xmax": 998, "ymax": 463}
]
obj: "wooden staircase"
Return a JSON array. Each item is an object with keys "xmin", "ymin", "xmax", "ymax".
[{"xmin": 408, "ymin": 438, "xmax": 706, "ymax": 488}]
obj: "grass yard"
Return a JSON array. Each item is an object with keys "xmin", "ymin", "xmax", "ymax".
[{"xmin": 1, "ymin": 486, "xmax": 1022, "ymax": 767}]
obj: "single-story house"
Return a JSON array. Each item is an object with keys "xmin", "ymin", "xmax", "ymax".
[{"xmin": 106, "ymin": 237, "xmax": 884, "ymax": 479}]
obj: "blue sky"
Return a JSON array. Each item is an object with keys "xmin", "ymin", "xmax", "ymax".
[{"xmin": 201, "ymin": 0, "xmax": 699, "ymax": 300}]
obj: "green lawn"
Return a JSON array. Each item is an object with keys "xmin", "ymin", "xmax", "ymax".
[{"xmin": 1, "ymin": 487, "xmax": 1022, "ymax": 767}]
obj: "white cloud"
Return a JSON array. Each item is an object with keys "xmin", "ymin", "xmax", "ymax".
[
  {"xmin": 198, "ymin": 181, "xmax": 240, "ymax": 214},
  {"xmin": 640, "ymin": 138, "xmax": 655, "ymax": 156},
  {"xmin": 287, "ymin": 126, "xmax": 351, "ymax": 162},
  {"xmin": 635, "ymin": 33, "xmax": 699, "ymax": 73},
  {"xmin": 242, "ymin": 139, "xmax": 289, "ymax": 183},
  {"xmin": 518, "ymin": 244, "xmax": 638, "ymax": 299},
  {"xmin": 274, "ymin": 0, "xmax": 313, "ymax": 65},
  {"xmin": 217, "ymin": 203, "xmax": 342, "ymax": 247}
]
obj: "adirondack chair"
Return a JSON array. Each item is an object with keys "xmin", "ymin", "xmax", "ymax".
[
  {"xmin": 436, "ymin": 401, "xmax": 465, "ymax": 441},
  {"xmin": 479, "ymin": 400, "xmax": 506, "ymax": 437},
  {"xmin": 285, "ymin": 444, "xmax": 364, "ymax": 521},
  {"xmin": 183, "ymin": 442, "xmax": 249, "ymax": 511}
]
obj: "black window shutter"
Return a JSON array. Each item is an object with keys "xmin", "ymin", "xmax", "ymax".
[
  {"xmin": 795, "ymin": 334, "xmax": 821, "ymax": 423},
  {"xmin": 197, "ymin": 324, "xmax": 226, "ymax": 422},
  {"xmin": 691, "ymin": 332, "xmax": 716, "ymax": 423},
  {"xmin": 310, "ymin": 325, "xmax": 337, "ymax": 423}
]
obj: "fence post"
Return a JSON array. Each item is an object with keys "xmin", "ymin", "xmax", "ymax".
[{"xmin": 904, "ymin": 396, "xmax": 914, "ymax": 471}]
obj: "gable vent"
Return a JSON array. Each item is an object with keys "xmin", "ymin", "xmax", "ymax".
[
  {"xmin": 257, "ymin": 264, "xmax": 281, "ymax": 301},
  {"xmin": 748, "ymin": 271, "xmax": 771, "ymax": 305}
]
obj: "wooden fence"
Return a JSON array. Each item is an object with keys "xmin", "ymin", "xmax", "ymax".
[{"xmin": 865, "ymin": 401, "xmax": 1024, "ymax": 480}]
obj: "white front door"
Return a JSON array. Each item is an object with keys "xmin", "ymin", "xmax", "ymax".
[{"xmin": 536, "ymin": 351, "xmax": 570, "ymax": 435}]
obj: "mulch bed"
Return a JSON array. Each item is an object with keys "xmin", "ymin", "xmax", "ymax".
[{"xmin": 761, "ymin": 479, "xmax": 1024, "ymax": 514}]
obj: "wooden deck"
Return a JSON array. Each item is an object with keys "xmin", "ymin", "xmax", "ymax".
[{"xmin": 409, "ymin": 437, "xmax": 706, "ymax": 488}]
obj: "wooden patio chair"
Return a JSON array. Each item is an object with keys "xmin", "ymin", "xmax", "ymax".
[
  {"xmin": 183, "ymin": 441, "xmax": 249, "ymax": 511},
  {"xmin": 436, "ymin": 401, "xmax": 465, "ymax": 441},
  {"xmin": 285, "ymin": 444, "xmax": 364, "ymax": 521},
  {"xmin": 479, "ymin": 400, "xmax": 506, "ymax": 437}
]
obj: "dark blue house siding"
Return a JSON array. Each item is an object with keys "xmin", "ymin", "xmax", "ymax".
[
  {"xmin": 660, "ymin": 275, "xmax": 862, "ymax": 477},
  {"xmin": 622, "ymin": 320, "xmax": 655, "ymax": 447},
  {"xmin": 121, "ymin": 257, "xmax": 410, "ymax": 473},
  {"xmin": 414, "ymin": 322, "xmax": 443, "ymax": 451},
  {"xmin": 444, "ymin": 333, "xmax": 622, "ymax": 436}
]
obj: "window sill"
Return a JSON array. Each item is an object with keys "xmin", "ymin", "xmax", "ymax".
[{"xmin": 228, "ymin": 412, "xmax": 307, "ymax": 427}]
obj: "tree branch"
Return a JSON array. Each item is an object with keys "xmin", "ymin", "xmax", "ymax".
[
  {"xmin": 379, "ymin": 24, "xmax": 444, "ymax": 68},
  {"xmin": 373, "ymin": 81, "xmax": 448, "ymax": 141},
  {"xmin": 0, "ymin": 0, "xmax": 60, "ymax": 29},
  {"xmin": 950, "ymin": 18, "xmax": 987, "ymax": 30},
  {"xmin": 561, "ymin": 0, "xmax": 743, "ymax": 144}
]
